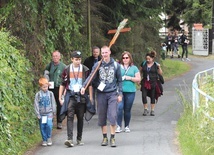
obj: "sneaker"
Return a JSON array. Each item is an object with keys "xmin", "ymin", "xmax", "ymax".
[
  {"xmin": 150, "ymin": 110, "xmax": 155, "ymax": 116},
  {"xmin": 57, "ymin": 123, "xmax": 62, "ymax": 129},
  {"xmin": 101, "ymin": 137, "xmax": 108, "ymax": 146},
  {"xmin": 76, "ymin": 139, "xmax": 84, "ymax": 146},
  {"xmin": 47, "ymin": 138, "xmax": 52, "ymax": 146},
  {"xmin": 110, "ymin": 138, "xmax": 116, "ymax": 147},
  {"xmin": 143, "ymin": 109, "xmax": 149, "ymax": 116},
  {"xmin": 181, "ymin": 58, "xmax": 185, "ymax": 61},
  {"xmin": 124, "ymin": 126, "xmax": 130, "ymax": 133},
  {"xmin": 42, "ymin": 141, "xmax": 47, "ymax": 146},
  {"xmin": 64, "ymin": 140, "xmax": 74, "ymax": 147},
  {"xmin": 186, "ymin": 58, "xmax": 191, "ymax": 61},
  {"xmin": 115, "ymin": 126, "xmax": 122, "ymax": 133}
]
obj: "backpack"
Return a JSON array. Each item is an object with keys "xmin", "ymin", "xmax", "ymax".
[
  {"xmin": 178, "ymin": 36, "xmax": 183, "ymax": 45},
  {"xmin": 141, "ymin": 61, "xmax": 164, "ymax": 84}
]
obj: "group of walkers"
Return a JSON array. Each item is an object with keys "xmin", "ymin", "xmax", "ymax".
[
  {"xmin": 34, "ymin": 45, "xmax": 164, "ymax": 148},
  {"xmin": 164, "ymin": 30, "xmax": 190, "ymax": 61}
]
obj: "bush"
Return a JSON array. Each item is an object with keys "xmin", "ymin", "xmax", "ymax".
[{"xmin": 0, "ymin": 30, "xmax": 38, "ymax": 154}]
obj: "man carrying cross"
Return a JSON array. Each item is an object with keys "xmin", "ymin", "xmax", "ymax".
[{"xmin": 81, "ymin": 46, "xmax": 122, "ymax": 147}]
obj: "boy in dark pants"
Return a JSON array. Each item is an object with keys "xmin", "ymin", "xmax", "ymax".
[{"xmin": 59, "ymin": 51, "xmax": 92, "ymax": 147}]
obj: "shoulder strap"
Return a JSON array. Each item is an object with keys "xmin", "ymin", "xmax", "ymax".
[
  {"xmin": 38, "ymin": 91, "xmax": 41, "ymax": 102},
  {"xmin": 143, "ymin": 61, "xmax": 146, "ymax": 66},
  {"xmin": 114, "ymin": 61, "xmax": 117, "ymax": 70}
]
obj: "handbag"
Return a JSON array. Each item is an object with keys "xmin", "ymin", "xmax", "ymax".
[{"xmin": 157, "ymin": 74, "xmax": 164, "ymax": 84}]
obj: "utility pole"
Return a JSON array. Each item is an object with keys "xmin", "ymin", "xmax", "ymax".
[
  {"xmin": 212, "ymin": 0, "xmax": 214, "ymax": 54},
  {"xmin": 87, "ymin": 0, "xmax": 91, "ymax": 51}
]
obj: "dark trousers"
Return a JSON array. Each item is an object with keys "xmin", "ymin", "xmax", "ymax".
[
  {"xmin": 50, "ymin": 87, "xmax": 61, "ymax": 123},
  {"xmin": 67, "ymin": 97, "xmax": 85, "ymax": 140},
  {"xmin": 182, "ymin": 45, "xmax": 188, "ymax": 58},
  {"xmin": 141, "ymin": 86, "xmax": 156, "ymax": 104}
]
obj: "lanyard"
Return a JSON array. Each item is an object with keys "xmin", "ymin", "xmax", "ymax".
[
  {"xmin": 123, "ymin": 65, "xmax": 130, "ymax": 75},
  {"xmin": 71, "ymin": 64, "xmax": 80, "ymax": 83},
  {"xmin": 147, "ymin": 67, "xmax": 151, "ymax": 72}
]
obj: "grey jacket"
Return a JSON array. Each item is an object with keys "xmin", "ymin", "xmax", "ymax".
[{"xmin": 34, "ymin": 90, "xmax": 56, "ymax": 118}]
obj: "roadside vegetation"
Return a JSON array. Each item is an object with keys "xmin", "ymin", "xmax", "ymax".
[
  {"xmin": 0, "ymin": 31, "xmax": 39, "ymax": 155},
  {"xmin": 177, "ymin": 72, "xmax": 214, "ymax": 155},
  {"xmin": 162, "ymin": 58, "xmax": 190, "ymax": 80},
  {"xmin": 0, "ymin": 0, "xmax": 213, "ymax": 154}
]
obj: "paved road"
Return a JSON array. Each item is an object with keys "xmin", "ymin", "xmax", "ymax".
[{"xmin": 31, "ymin": 56, "xmax": 214, "ymax": 155}]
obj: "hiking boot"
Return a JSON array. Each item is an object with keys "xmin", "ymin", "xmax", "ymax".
[
  {"xmin": 124, "ymin": 126, "xmax": 130, "ymax": 133},
  {"xmin": 115, "ymin": 126, "xmax": 122, "ymax": 133},
  {"xmin": 143, "ymin": 109, "xmax": 149, "ymax": 116},
  {"xmin": 64, "ymin": 140, "xmax": 74, "ymax": 147},
  {"xmin": 150, "ymin": 110, "xmax": 155, "ymax": 116},
  {"xmin": 101, "ymin": 137, "xmax": 108, "ymax": 146},
  {"xmin": 42, "ymin": 141, "xmax": 47, "ymax": 147},
  {"xmin": 76, "ymin": 139, "xmax": 84, "ymax": 146},
  {"xmin": 47, "ymin": 138, "xmax": 52, "ymax": 146},
  {"xmin": 110, "ymin": 138, "xmax": 116, "ymax": 147},
  {"xmin": 57, "ymin": 123, "xmax": 62, "ymax": 129}
]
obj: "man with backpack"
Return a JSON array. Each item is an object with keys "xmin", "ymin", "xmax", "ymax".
[{"xmin": 81, "ymin": 45, "xmax": 123, "ymax": 147}]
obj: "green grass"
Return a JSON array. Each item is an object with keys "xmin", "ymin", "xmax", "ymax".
[
  {"xmin": 162, "ymin": 58, "xmax": 190, "ymax": 80},
  {"xmin": 177, "ymin": 74, "xmax": 214, "ymax": 155}
]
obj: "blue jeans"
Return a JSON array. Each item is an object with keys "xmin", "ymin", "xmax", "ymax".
[
  {"xmin": 39, "ymin": 116, "xmax": 53, "ymax": 141},
  {"xmin": 117, "ymin": 92, "xmax": 135, "ymax": 127}
]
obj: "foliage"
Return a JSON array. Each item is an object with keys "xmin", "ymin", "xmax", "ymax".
[
  {"xmin": 0, "ymin": 30, "xmax": 37, "ymax": 154},
  {"xmin": 0, "ymin": 0, "xmax": 165, "ymax": 75},
  {"xmin": 164, "ymin": 0, "xmax": 212, "ymax": 30},
  {"xmin": 177, "ymin": 76, "xmax": 214, "ymax": 155},
  {"xmin": 183, "ymin": 0, "xmax": 212, "ymax": 26},
  {"xmin": 0, "ymin": 0, "xmax": 86, "ymax": 84},
  {"xmin": 164, "ymin": 0, "xmax": 187, "ymax": 30}
]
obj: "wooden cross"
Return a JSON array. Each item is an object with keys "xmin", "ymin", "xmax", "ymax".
[
  {"xmin": 107, "ymin": 19, "xmax": 131, "ymax": 48},
  {"xmin": 84, "ymin": 19, "xmax": 131, "ymax": 89}
]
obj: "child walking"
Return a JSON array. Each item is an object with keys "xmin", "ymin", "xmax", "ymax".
[{"xmin": 34, "ymin": 77, "xmax": 56, "ymax": 146}]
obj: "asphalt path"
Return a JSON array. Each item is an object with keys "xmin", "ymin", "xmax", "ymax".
[{"xmin": 30, "ymin": 56, "xmax": 214, "ymax": 155}]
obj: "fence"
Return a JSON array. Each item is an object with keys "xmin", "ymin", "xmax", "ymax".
[{"xmin": 192, "ymin": 67, "xmax": 214, "ymax": 121}]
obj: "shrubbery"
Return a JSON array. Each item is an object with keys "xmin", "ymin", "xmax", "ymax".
[{"xmin": 0, "ymin": 30, "xmax": 38, "ymax": 154}]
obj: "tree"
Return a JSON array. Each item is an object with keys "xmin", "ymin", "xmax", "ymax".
[{"xmin": 182, "ymin": 0, "xmax": 212, "ymax": 27}]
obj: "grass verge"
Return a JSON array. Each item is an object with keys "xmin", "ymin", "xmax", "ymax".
[
  {"xmin": 176, "ymin": 75, "xmax": 214, "ymax": 155},
  {"xmin": 162, "ymin": 58, "xmax": 190, "ymax": 80}
]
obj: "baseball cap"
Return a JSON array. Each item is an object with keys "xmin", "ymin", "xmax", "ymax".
[{"xmin": 71, "ymin": 51, "xmax": 82, "ymax": 58}]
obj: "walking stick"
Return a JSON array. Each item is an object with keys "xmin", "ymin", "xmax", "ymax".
[{"xmin": 84, "ymin": 19, "xmax": 129, "ymax": 89}]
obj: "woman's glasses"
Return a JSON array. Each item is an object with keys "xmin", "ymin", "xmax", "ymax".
[{"xmin": 122, "ymin": 57, "xmax": 129, "ymax": 59}]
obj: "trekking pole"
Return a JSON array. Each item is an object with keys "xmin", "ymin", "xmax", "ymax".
[{"xmin": 84, "ymin": 19, "xmax": 129, "ymax": 89}]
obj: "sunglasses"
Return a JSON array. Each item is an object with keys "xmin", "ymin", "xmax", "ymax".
[{"xmin": 122, "ymin": 57, "xmax": 129, "ymax": 59}]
